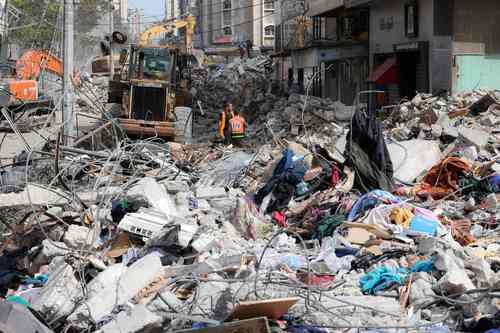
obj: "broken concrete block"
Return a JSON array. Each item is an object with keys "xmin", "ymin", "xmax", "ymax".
[
  {"xmin": 147, "ymin": 289, "xmax": 183, "ymax": 315},
  {"xmin": 462, "ymin": 146, "xmax": 478, "ymax": 163},
  {"xmin": 484, "ymin": 193, "xmax": 498, "ymax": 211},
  {"xmin": 438, "ymin": 114, "xmax": 458, "ymax": 139},
  {"xmin": 68, "ymin": 253, "xmax": 163, "ymax": 326},
  {"xmin": 433, "ymin": 248, "xmax": 465, "ymax": 271},
  {"xmin": 208, "ymin": 197, "xmax": 237, "ymax": 214},
  {"xmin": 465, "ymin": 257, "xmax": 496, "ymax": 288},
  {"xmin": 0, "ymin": 301, "xmax": 55, "ymax": 333},
  {"xmin": 31, "ymin": 262, "xmax": 83, "ymax": 322},
  {"xmin": 128, "ymin": 177, "xmax": 178, "ymax": 220},
  {"xmin": 388, "ymin": 140, "xmax": 442, "ymax": 183},
  {"xmin": 98, "ymin": 305, "xmax": 163, "ymax": 333},
  {"xmin": 40, "ymin": 207, "xmax": 64, "ymax": 222},
  {"xmin": 192, "ymin": 233, "xmax": 219, "ymax": 253},
  {"xmin": 41, "ymin": 239, "xmax": 69, "ymax": 260},
  {"xmin": 437, "ymin": 269, "xmax": 475, "ymax": 294},
  {"xmin": 196, "ymin": 199, "xmax": 211, "ymax": 211},
  {"xmin": 480, "ymin": 114, "xmax": 497, "ymax": 126},
  {"xmin": 164, "ymin": 180, "xmax": 190, "ymax": 194},
  {"xmin": 409, "ymin": 274, "xmax": 436, "ymax": 306},
  {"xmin": 86, "ymin": 263, "xmax": 125, "ymax": 299},
  {"xmin": 459, "ymin": 126, "xmax": 489, "ymax": 148},
  {"xmin": 177, "ymin": 222, "xmax": 198, "ymax": 248},
  {"xmin": 63, "ymin": 224, "xmax": 95, "ymax": 249},
  {"xmin": 196, "ymin": 186, "xmax": 227, "ymax": 200}
]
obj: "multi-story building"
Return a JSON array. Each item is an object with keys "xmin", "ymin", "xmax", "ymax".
[
  {"xmin": 277, "ymin": 0, "xmax": 369, "ymax": 104},
  {"xmin": 274, "ymin": 0, "xmax": 306, "ymax": 87},
  {"xmin": 113, "ymin": 0, "xmax": 129, "ymax": 27},
  {"xmin": 128, "ymin": 8, "xmax": 143, "ymax": 43},
  {"xmin": 195, "ymin": 0, "xmax": 276, "ymax": 55},
  {"xmin": 361, "ymin": 0, "xmax": 500, "ymax": 99},
  {"xmin": 0, "ymin": 0, "xmax": 6, "ymax": 38},
  {"xmin": 279, "ymin": 0, "xmax": 500, "ymax": 105}
]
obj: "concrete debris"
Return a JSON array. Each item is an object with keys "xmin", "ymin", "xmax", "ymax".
[
  {"xmin": 97, "ymin": 305, "xmax": 163, "ymax": 333},
  {"xmin": 31, "ymin": 262, "xmax": 84, "ymax": 323},
  {"xmin": 388, "ymin": 139, "xmax": 442, "ymax": 183},
  {"xmin": 2, "ymin": 50, "xmax": 500, "ymax": 333},
  {"xmin": 195, "ymin": 186, "xmax": 227, "ymax": 200},
  {"xmin": 68, "ymin": 254, "xmax": 163, "ymax": 326},
  {"xmin": 458, "ymin": 126, "xmax": 490, "ymax": 149},
  {"xmin": 63, "ymin": 224, "xmax": 96, "ymax": 249}
]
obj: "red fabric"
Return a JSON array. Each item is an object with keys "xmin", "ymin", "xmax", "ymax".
[
  {"xmin": 368, "ymin": 57, "xmax": 398, "ymax": 85},
  {"xmin": 272, "ymin": 211, "xmax": 288, "ymax": 228},
  {"xmin": 330, "ymin": 166, "xmax": 341, "ymax": 188}
]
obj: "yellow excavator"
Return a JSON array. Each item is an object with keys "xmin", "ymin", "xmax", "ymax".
[
  {"xmin": 139, "ymin": 15, "xmax": 196, "ymax": 53},
  {"xmin": 108, "ymin": 15, "xmax": 197, "ymax": 140}
]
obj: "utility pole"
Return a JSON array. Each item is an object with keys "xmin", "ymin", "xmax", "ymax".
[
  {"xmin": 109, "ymin": 0, "xmax": 114, "ymax": 78},
  {"xmin": 1, "ymin": 0, "xmax": 10, "ymax": 62},
  {"xmin": 62, "ymin": 0, "xmax": 74, "ymax": 144}
]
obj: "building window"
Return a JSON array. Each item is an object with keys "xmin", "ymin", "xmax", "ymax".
[
  {"xmin": 264, "ymin": 0, "xmax": 275, "ymax": 11},
  {"xmin": 264, "ymin": 25, "xmax": 275, "ymax": 37},
  {"xmin": 405, "ymin": 2, "xmax": 418, "ymax": 38},
  {"xmin": 222, "ymin": 0, "xmax": 232, "ymax": 35}
]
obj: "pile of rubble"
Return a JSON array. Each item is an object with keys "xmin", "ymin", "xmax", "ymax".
[
  {"xmin": 2, "ymin": 53, "xmax": 500, "ymax": 333},
  {"xmin": 191, "ymin": 56, "xmax": 274, "ymax": 141}
]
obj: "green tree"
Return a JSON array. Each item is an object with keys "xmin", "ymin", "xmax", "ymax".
[{"xmin": 9, "ymin": 0, "xmax": 107, "ymax": 51}]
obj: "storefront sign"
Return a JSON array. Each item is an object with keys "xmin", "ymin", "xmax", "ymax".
[
  {"xmin": 345, "ymin": 0, "xmax": 372, "ymax": 8},
  {"xmin": 394, "ymin": 42, "xmax": 420, "ymax": 52},
  {"xmin": 214, "ymin": 35, "xmax": 233, "ymax": 44}
]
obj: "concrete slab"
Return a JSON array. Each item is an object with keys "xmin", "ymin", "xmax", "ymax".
[
  {"xmin": 68, "ymin": 253, "xmax": 163, "ymax": 326},
  {"xmin": 459, "ymin": 126, "xmax": 490, "ymax": 148},
  {"xmin": 31, "ymin": 262, "xmax": 83, "ymax": 322},
  {"xmin": 388, "ymin": 139, "xmax": 442, "ymax": 183},
  {"xmin": 97, "ymin": 305, "xmax": 162, "ymax": 333}
]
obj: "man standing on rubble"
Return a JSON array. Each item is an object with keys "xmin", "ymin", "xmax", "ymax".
[
  {"xmin": 219, "ymin": 100, "xmax": 234, "ymax": 144},
  {"xmin": 230, "ymin": 110, "xmax": 246, "ymax": 146}
]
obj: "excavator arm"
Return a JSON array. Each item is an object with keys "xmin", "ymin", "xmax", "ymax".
[
  {"xmin": 15, "ymin": 50, "xmax": 63, "ymax": 81},
  {"xmin": 139, "ymin": 25, "xmax": 169, "ymax": 45},
  {"xmin": 173, "ymin": 15, "xmax": 196, "ymax": 54},
  {"xmin": 139, "ymin": 15, "xmax": 196, "ymax": 53}
]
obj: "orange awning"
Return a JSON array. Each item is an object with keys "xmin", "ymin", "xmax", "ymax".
[{"xmin": 367, "ymin": 57, "xmax": 398, "ymax": 85}]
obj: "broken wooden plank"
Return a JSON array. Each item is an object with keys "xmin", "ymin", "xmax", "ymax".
[{"xmin": 226, "ymin": 297, "xmax": 299, "ymax": 321}]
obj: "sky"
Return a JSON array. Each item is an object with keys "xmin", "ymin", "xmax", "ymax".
[{"xmin": 129, "ymin": 0, "xmax": 165, "ymax": 21}]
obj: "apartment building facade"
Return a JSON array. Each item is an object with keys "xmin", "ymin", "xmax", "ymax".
[
  {"xmin": 169, "ymin": 0, "xmax": 276, "ymax": 55},
  {"xmin": 278, "ymin": 0, "xmax": 500, "ymax": 106}
]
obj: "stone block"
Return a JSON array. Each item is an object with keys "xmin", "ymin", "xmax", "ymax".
[
  {"xmin": 31, "ymin": 262, "xmax": 83, "ymax": 322},
  {"xmin": 164, "ymin": 181, "xmax": 190, "ymax": 194},
  {"xmin": 459, "ymin": 127, "xmax": 489, "ymax": 148},
  {"xmin": 196, "ymin": 186, "xmax": 227, "ymax": 200},
  {"xmin": 63, "ymin": 224, "xmax": 95, "ymax": 249},
  {"xmin": 437, "ymin": 269, "xmax": 475, "ymax": 294},
  {"xmin": 68, "ymin": 253, "xmax": 163, "ymax": 326},
  {"xmin": 98, "ymin": 305, "xmax": 162, "ymax": 333}
]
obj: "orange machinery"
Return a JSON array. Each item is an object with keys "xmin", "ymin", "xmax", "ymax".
[{"xmin": 0, "ymin": 50, "xmax": 63, "ymax": 104}]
